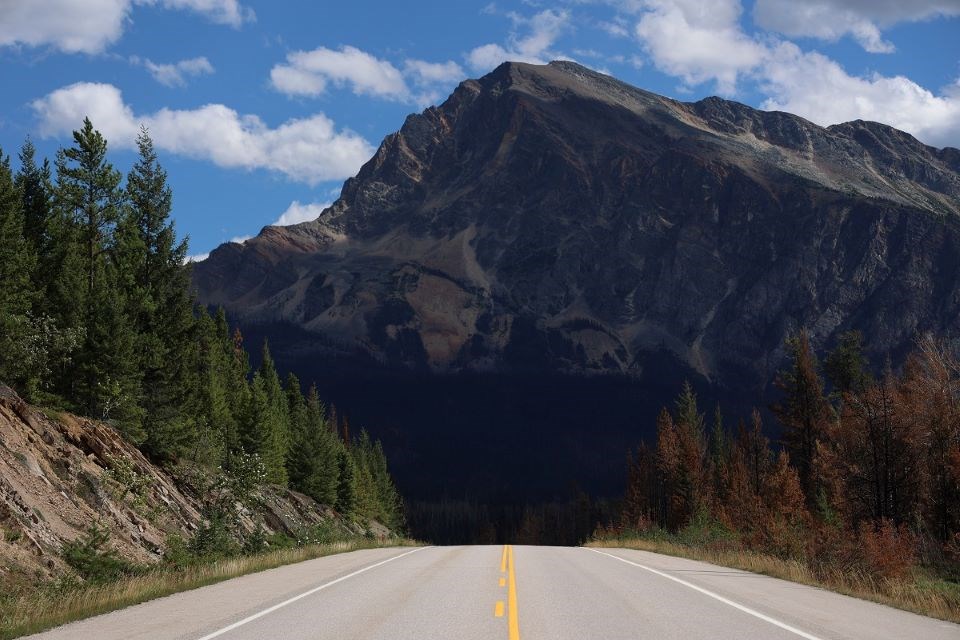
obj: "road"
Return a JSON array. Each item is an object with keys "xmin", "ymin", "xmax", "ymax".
[{"xmin": 25, "ymin": 545, "xmax": 960, "ymax": 640}]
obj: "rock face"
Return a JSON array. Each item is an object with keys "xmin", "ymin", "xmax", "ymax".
[
  {"xmin": 193, "ymin": 61, "xmax": 960, "ymax": 391},
  {"xmin": 0, "ymin": 386, "xmax": 378, "ymax": 586}
]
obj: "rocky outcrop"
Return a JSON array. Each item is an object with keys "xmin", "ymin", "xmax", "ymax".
[
  {"xmin": 0, "ymin": 386, "xmax": 378, "ymax": 586},
  {"xmin": 193, "ymin": 61, "xmax": 960, "ymax": 392}
]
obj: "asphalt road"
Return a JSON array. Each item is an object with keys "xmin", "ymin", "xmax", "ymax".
[{"xmin": 25, "ymin": 545, "xmax": 960, "ymax": 640}]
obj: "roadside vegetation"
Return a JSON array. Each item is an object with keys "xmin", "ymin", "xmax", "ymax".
[
  {"xmin": 0, "ymin": 535, "xmax": 417, "ymax": 640},
  {"xmin": 0, "ymin": 120, "xmax": 412, "ymax": 637},
  {"xmin": 594, "ymin": 330, "xmax": 960, "ymax": 623}
]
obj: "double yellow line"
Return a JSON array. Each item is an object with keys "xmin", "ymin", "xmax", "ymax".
[{"xmin": 495, "ymin": 544, "xmax": 520, "ymax": 640}]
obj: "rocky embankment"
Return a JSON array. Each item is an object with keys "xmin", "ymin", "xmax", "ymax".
[{"xmin": 0, "ymin": 385, "xmax": 380, "ymax": 587}]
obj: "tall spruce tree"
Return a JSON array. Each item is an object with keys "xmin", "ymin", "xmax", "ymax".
[
  {"xmin": 119, "ymin": 127, "xmax": 194, "ymax": 456},
  {"xmin": 238, "ymin": 342, "xmax": 289, "ymax": 484},
  {"xmin": 55, "ymin": 118, "xmax": 140, "ymax": 432},
  {"xmin": 15, "ymin": 139, "xmax": 54, "ymax": 305},
  {"xmin": 0, "ymin": 147, "xmax": 38, "ymax": 388}
]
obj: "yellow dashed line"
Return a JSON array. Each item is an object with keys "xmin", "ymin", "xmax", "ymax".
[
  {"xmin": 507, "ymin": 545, "xmax": 520, "ymax": 640},
  {"xmin": 495, "ymin": 601, "xmax": 505, "ymax": 617}
]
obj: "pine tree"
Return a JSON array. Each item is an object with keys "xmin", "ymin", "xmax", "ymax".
[
  {"xmin": 119, "ymin": 127, "xmax": 194, "ymax": 455},
  {"xmin": 285, "ymin": 372, "xmax": 312, "ymax": 491},
  {"xmin": 15, "ymin": 138, "xmax": 54, "ymax": 306},
  {"xmin": 55, "ymin": 118, "xmax": 139, "ymax": 430},
  {"xmin": 825, "ymin": 330, "xmax": 871, "ymax": 397},
  {"xmin": 772, "ymin": 329, "xmax": 830, "ymax": 506},
  {"xmin": 335, "ymin": 446, "xmax": 358, "ymax": 517},
  {"xmin": 238, "ymin": 341, "xmax": 290, "ymax": 485},
  {"xmin": 0, "ymin": 147, "xmax": 38, "ymax": 388},
  {"xmin": 304, "ymin": 383, "xmax": 340, "ymax": 504}
]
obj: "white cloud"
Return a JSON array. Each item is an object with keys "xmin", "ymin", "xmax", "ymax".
[
  {"xmin": 632, "ymin": 0, "xmax": 766, "ymax": 94},
  {"xmin": 228, "ymin": 235, "xmax": 251, "ymax": 244},
  {"xmin": 271, "ymin": 46, "xmax": 409, "ymax": 100},
  {"xmin": 186, "ymin": 252, "xmax": 209, "ymax": 263},
  {"xmin": 592, "ymin": 0, "xmax": 960, "ymax": 146},
  {"xmin": 753, "ymin": 0, "xmax": 960, "ymax": 53},
  {"xmin": 270, "ymin": 46, "xmax": 464, "ymax": 106},
  {"xmin": 467, "ymin": 9, "xmax": 570, "ymax": 71},
  {"xmin": 0, "ymin": 0, "xmax": 252, "ymax": 54},
  {"xmin": 404, "ymin": 59, "xmax": 465, "ymax": 86},
  {"xmin": 152, "ymin": 0, "xmax": 255, "ymax": 28},
  {"xmin": 272, "ymin": 200, "xmax": 331, "ymax": 226},
  {"xmin": 132, "ymin": 55, "xmax": 215, "ymax": 87},
  {"xmin": 760, "ymin": 42, "xmax": 960, "ymax": 148},
  {"xmin": 0, "ymin": 0, "xmax": 131, "ymax": 54},
  {"xmin": 31, "ymin": 82, "xmax": 375, "ymax": 184}
]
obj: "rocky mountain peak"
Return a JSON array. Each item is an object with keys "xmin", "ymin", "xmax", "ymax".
[{"xmin": 193, "ymin": 60, "xmax": 960, "ymax": 389}]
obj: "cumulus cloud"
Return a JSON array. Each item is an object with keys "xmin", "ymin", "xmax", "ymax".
[
  {"xmin": 131, "ymin": 55, "xmax": 215, "ymax": 87},
  {"xmin": 271, "ymin": 46, "xmax": 409, "ymax": 100},
  {"xmin": 152, "ymin": 0, "xmax": 254, "ymax": 28},
  {"xmin": 404, "ymin": 59, "xmax": 465, "ymax": 86},
  {"xmin": 186, "ymin": 252, "xmax": 209, "ymax": 263},
  {"xmin": 272, "ymin": 200, "xmax": 332, "ymax": 226},
  {"xmin": 31, "ymin": 82, "xmax": 374, "ymax": 184},
  {"xmin": 0, "ymin": 0, "xmax": 131, "ymax": 54},
  {"xmin": 467, "ymin": 9, "xmax": 570, "ymax": 71},
  {"xmin": 270, "ymin": 46, "xmax": 465, "ymax": 106},
  {"xmin": 760, "ymin": 42, "xmax": 960, "ymax": 148},
  {"xmin": 632, "ymin": 0, "xmax": 766, "ymax": 94},
  {"xmin": 753, "ymin": 0, "xmax": 960, "ymax": 53},
  {"xmin": 0, "ymin": 0, "xmax": 253, "ymax": 54},
  {"xmin": 600, "ymin": 0, "xmax": 960, "ymax": 146}
]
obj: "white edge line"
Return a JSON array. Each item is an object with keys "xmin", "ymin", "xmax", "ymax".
[
  {"xmin": 585, "ymin": 547, "xmax": 825, "ymax": 640},
  {"xmin": 195, "ymin": 546, "xmax": 429, "ymax": 640}
]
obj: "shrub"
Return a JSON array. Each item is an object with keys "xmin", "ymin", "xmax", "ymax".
[
  {"xmin": 858, "ymin": 519, "xmax": 917, "ymax": 580},
  {"xmin": 61, "ymin": 525, "xmax": 136, "ymax": 585}
]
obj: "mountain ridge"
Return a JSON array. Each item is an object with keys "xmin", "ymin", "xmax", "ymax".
[{"xmin": 194, "ymin": 60, "xmax": 960, "ymax": 388}]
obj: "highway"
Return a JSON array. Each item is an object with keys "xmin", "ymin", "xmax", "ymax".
[{"xmin": 25, "ymin": 545, "xmax": 960, "ymax": 640}]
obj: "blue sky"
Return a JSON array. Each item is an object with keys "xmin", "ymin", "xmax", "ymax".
[{"xmin": 1, "ymin": 0, "xmax": 959, "ymax": 260}]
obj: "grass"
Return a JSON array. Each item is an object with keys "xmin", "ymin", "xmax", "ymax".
[
  {"xmin": 587, "ymin": 537, "xmax": 960, "ymax": 625},
  {"xmin": 0, "ymin": 538, "xmax": 421, "ymax": 640}
]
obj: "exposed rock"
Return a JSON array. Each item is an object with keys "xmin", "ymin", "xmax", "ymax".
[
  {"xmin": 0, "ymin": 386, "xmax": 383, "ymax": 586},
  {"xmin": 193, "ymin": 61, "xmax": 960, "ymax": 390}
]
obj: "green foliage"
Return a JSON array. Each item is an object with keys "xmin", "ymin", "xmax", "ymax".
[
  {"xmin": 825, "ymin": 330, "xmax": 872, "ymax": 396},
  {"xmin": 103, "ymin": 455, "xmax": 154, "ymax": 511},
  {"xmin": 1, "ymin": 119, "xmax": 407, "ymax": 557},
  {"xmin": 61, "ymin": 525, "xmax": 136, "ymax": 585},
  {"xmin": 0, "ymin": 146, "xmax": 38, "ymax": 389}
]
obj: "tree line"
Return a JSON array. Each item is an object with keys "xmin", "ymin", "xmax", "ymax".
[
  {"xmin": 0, "ymin": 118, "xmax": 403, "ymax": 530},
  {"xmin": 612, "ymin": 329, "xmax": 960, "ymax": 578}
]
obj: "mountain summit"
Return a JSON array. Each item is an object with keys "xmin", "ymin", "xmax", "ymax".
[{"xmin": 194, "ymin": 61, "xmax": 960, "ymax": 391}]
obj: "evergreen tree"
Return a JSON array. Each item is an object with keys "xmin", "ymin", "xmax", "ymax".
[
  {"xmin": 238, "ymin": 342, "xmax": 289, "ymax": 485},
  {"xmin": 285, "ymin": 372, "xmax": 312, "ymax": 491},
  {"xmin": 55, "ymin": 118, "xmax": 140, "ymax": 431},
  {"xmin": 119, "ymin": 128, "xmax": 194, "ymax": 455},
  {"xmin": 15, "ymin": 138, "xmax": 54, "ymax": 304},
  {"xmin": 772, "ymin": 329, "xmax": 830, "ymax": 506},
  {"xmin": 335, "ymin": 446, "xmax": 358, "ymax": 517},
  {"xmin": 304, "ymin": 383, "xmax": 341, "ymax": 504},
  {"xmin": 825, "ymin": 330, "xmax": 871, "ymax": 397},
  {"xmin": 0, "ymin": 147, "xmax": 38, "ymax": 388}
]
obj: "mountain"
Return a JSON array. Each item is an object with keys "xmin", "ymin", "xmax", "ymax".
[{"xmin": 193, "ymin": 61, "xmax": 960, "ymax": 503}]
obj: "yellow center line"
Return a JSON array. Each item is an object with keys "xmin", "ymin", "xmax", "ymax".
[
  {"xmin": 495, "ymin": 601, "xmax": 505, "ymax": 617},
  {"xmin": 507, "ymin": 544, "xmax": 520, "ymax": 640},
  {"xmin": 499, "ymin": 577, "xmax": 506, "ymax": 587}
]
